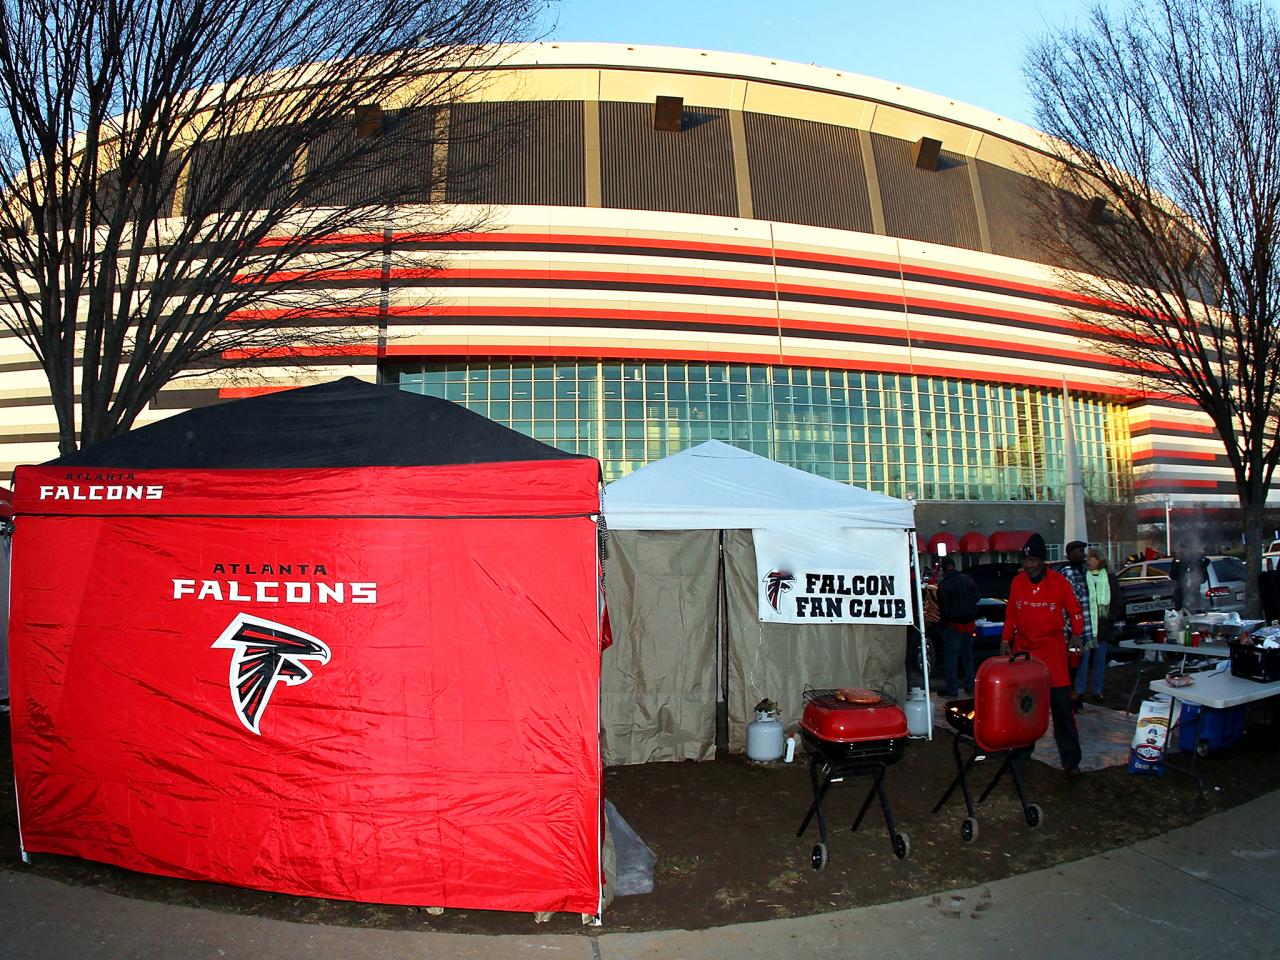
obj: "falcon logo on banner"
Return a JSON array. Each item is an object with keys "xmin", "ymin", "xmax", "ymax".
[
  {"xmin": 754, "ymin": 527, "xmax": 912, "ymax": 624},
  {"xmin": 212, "ymin": 613, "xmax": 331, "ymax": 734},
  {"xmin": 763, "ymin": 570, "xmax": 795, "ymax": 611}
]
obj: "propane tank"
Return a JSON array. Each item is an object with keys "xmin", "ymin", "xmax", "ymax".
[
  {"xmin": 905, "ymin": 687, "xmax": 932, "ymax": 738},
  {"xmin": 746, "ymin": 700, "xmax": 785, "ymax": 762}
]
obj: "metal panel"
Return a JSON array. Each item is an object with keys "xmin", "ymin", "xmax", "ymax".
[
  {"xmin": 871, "ymin": 133, "xmax": 982, "ymax": 250},
  {"xmin": 303, "ymin": 108, "xmax": 437, "ymax": 208},
  {"xmin": 600, "ymin": 102, "xmax": 737, "ymax": 217},
  {"xmin": 978, "ymin": 160, "xmax": 1061, "ymax": 264},
  {"xmin": 446, "ymin": 101, "xmax": 585, "ymax": 206},
  {"xmin": 978, "ymin": 161, "xmax": 1118, "ymax": 276},
  {"xmin": 743, "ymin": 113, "xmax": 873, "ymax": 233},
  {"xmin": 182, "ymin": 128, "xmax": 299, "ymax": 215}
]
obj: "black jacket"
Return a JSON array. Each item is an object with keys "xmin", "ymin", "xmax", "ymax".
[{"xmin": 937, "ymin": 570, "xmax": 980, "ymax": 625}]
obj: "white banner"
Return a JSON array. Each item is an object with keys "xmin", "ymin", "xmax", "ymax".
[{"xmin": 754, "ymin": 525, "xmax": 912, "ymax": 625}]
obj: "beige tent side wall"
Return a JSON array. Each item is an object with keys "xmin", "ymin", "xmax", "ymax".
[
  {"xmin": 601, "ymin": 530, "xmax": 719, "ymax": 765},
  {"xmin": 723, "ymin": 529, "xmax": 908, "ymax": 751}
]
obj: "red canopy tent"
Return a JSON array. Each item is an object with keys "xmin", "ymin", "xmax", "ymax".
[
  {"xmin": 959, "ymin": 532, "xmax": 990, "ymax": 554},
  {"xmin": 7, "ymin": 379, "xmax": 605, "ymax": 916}
]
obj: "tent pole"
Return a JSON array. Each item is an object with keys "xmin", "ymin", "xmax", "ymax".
[
  {"xmin": 4, "ymin": 527, "xmax": 26, "ymax": 860},
  {"xmin": 715, "ymin": 530, "xmax": 729, "ymax": 757},
  {"xmin": 908, "ymin": 529, "xmax": 932, "ymax": 741}
]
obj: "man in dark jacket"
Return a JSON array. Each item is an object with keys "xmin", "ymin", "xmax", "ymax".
[
  {"xmin": 1000, "ymin": 533, "xmax": 1085, "ymax": 776},
  {"xmin": 937, "ymin": 555, "xmax": 981, "ymax": 698},
  {"xmin": 1260, "ymin": 566, "xmax": 1280, "ymax": 624}
]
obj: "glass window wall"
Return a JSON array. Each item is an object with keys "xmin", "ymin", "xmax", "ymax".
[{"xmin": 394, "ymin": 361, "xmax": 1133, "ymax": 502}]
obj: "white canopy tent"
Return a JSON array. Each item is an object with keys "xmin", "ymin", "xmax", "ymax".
[{"xmin": 601, "ymin": 440, "xmax": 928, "ymax": 765}]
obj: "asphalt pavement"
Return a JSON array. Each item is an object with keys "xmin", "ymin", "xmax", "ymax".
[{"xmin": 2, "ymin": 788, "xmax": 1277, "ymax": 960}]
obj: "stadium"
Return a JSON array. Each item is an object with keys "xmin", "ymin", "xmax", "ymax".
[{"xmin": 3, "ymin": 43, "xmax": 1271, "ymax": 553}]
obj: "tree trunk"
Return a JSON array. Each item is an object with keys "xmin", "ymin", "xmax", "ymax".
[
  {"xmin": 1241, "ymin": 483, "xmax": 1266, "ymax": 620},
  {"xmin": 50, "ymin": 374, "xmax": 78, "ymax": 459}
]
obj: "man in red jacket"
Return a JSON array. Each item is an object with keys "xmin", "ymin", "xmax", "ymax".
[{"xmin": 1000, "ymin": 532, "xmax": 1084, "ymax": 775}]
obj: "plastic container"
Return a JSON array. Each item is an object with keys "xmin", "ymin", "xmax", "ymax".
[
  {"xmin": 972, "ymin": 652, "xmax": 1051, "ymax": 752},
  {"xmin": 1179, "ymin": 703, "xmax": 1246, "ymax": 753},
  {"xmin": 746, "ymin": 708, "xmax": 785, "ymax": 762},
  {"xmin": 904, "ymin": 687, "xmax": 931, "ymax": 738}
]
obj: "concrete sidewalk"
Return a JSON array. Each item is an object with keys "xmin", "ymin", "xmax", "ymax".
[{"xmin": 3, "ymin": 790, "xmax": 1278, "ymax": 960}]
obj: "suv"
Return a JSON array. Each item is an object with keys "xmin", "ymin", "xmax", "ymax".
[{"xmin": 1195, "ymin": 555, "xmax": 1247, "ymax": 613}]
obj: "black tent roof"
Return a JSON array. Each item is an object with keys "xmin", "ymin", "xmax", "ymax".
[{"xmin": 52, "ymin": 378, "xmax": 595, "ymax": 470}]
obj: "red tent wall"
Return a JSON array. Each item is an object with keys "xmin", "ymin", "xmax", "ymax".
[{"xmin": 8, "ymin": 460, "xmax": 602, "ymax": 914}]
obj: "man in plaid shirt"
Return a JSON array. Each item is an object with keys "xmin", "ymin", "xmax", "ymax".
[{"xmin": 1058, "ymin": 539, "xmax": 1092, "ymax": 711}]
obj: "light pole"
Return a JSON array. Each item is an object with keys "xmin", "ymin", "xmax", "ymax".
[{"xmin": 1164, "ymin": 495, "xmax": 1172, "ymax": 555}]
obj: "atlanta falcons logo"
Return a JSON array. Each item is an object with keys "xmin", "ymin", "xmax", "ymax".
[
  {"xmin": 763, "ymin": 570, "xmax": 796, "ymax": 612},
  {"xmin": 211, "ymin": 613, "xmax": 331, "ymax": 735}
]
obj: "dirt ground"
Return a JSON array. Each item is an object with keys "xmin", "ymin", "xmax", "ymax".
[{"xmin": 3, "ymin": 659, "xmax": 1280, "ymax": 936}]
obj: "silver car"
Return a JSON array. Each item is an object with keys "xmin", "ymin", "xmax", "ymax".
[{"xmin": 1194, "ymin": 555, "xmax": 1247, "ymax": 613}]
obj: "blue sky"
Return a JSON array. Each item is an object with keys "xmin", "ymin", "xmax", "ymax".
[{"xmin": 540, "ymin": 1, "xmax": 1097, "ymax": 125}]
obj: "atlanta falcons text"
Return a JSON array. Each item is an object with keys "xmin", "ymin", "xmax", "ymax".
[{"xmin": 172, "ymin": 563, "xmax": 376, "ymax": 604}]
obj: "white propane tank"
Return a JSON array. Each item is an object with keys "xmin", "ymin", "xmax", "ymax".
[
  {"xmin": 746, "ymin": 707, "xmax": 785, "ymax": 762},
  {"xmin": 905, "ymin": 687, "xmax": 932, "ymax": 738}
]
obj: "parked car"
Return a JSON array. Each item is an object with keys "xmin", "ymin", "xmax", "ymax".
[
  {"xmin": 1115, "ymin": 554, "xmax": 1247, "ymax": 617},
  {"xmin": 973, "ymin": 596, "xmax": 1008, "ymax": 664},
  {"xmin": 1263, "ymin": 539, "xmax": 1280, "ymax": 573},
  {"xmin": 1194, "ymin": 555, "xmax": 1247, "ymax": 613},
  {"xmin": 1114, "ymin": 559, "xmax": 1177, "ymax": 641},
  {"xmin": 964, "ymin": 562, "xmax": 1022, "ymax": 603}
]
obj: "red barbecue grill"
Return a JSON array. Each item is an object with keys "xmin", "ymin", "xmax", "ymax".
[
  {"xmin": 932, "ymin": 652, "xmax": 1051, "ymax": 841},
  {"xmin": 795, "ymin": 685, "xmax": 910, "ymax": 870}
]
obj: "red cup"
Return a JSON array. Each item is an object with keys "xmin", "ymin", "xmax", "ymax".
[{"xmin": 1157, "ymin": 628, "xmax": 1167, "ymax": 642}]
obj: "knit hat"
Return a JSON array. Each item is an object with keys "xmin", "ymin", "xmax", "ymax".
[
  {"xmin": 1065, "ymin": 539, "xmax": 1088, "ymax": 554},
  {"xmin": 1021, "ymin": 533, "xmax": 1048, "ymax": 560},
  {"xmin": 939, "ymin": 555, "xmax": 957, "ymax": 571}
]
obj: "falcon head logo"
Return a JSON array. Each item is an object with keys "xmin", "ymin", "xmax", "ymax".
[
  {"xmin": 212, "ymin": 613, "xmax": 331, "ymax": 735},
  {"xmin": 763, "ymin": 569, "xmax": 795, "ymax": 612}
]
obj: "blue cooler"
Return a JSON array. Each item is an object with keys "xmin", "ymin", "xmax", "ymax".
[
  {"xmin": 1178, "ymin": 703, "xmax": 1246, "ymax": 753},
  {"xmin": 976, "ymin": 621, "xmax": 1004, "ymax": 640}
]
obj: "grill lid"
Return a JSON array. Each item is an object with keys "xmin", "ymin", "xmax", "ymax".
[{"xmin": 801, "ymin": 686, "xmax": 908, "ymax": 743}]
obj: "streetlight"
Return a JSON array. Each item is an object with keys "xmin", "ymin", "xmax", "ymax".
[{"xmin": 1165, "ymin": 495, "xmax": 1172, "ymax": 555}]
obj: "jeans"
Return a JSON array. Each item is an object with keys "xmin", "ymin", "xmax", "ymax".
[
  {"xmin": 942, "ymin": 625, "xmax": 975, "ymax": 697},
  {"xmin": 1015, "ymin": 686, "xmax": 1082, "ymax": 772},
  {"xmin": 1073, "ymin": 642, "xmax": 1110, "ymax": 696}
]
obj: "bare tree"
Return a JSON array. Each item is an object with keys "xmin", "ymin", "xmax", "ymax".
[
  {"xmin": 1025, "ymin": 0, "xmax": 1280, "ymax": 614},
  {"xmin": 0, "ymin": 0, "xmax": 546, "ymax": 454}
]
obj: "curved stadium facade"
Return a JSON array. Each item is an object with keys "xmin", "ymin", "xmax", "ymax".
[{"xmin": 5, "ymin": 44, "xmax": 1272, "ymax": 548}]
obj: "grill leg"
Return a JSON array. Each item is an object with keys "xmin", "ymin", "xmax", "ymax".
[
  {"xmin": 796, "ymin": 755, "xmax": 834, "ymax": 843},
  {"xmin": 978, "ymin": 752, "xmax": 1013, "ymax": 804},
  {"xmin": 850, "ymin": 763, "xmax": 884, "ymax": 832},
  {"xmin": 1007, "ymin": 753, "xmax": 1032, "ymax": 813},
  {"xmin": 932, "ymin": 731, "xmax": 979, "ymax": 818},
  {"xmin": 874, "ymin": 767, "xmax": 900, "ymax": 849}
]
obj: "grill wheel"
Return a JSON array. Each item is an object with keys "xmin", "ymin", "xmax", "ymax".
[
  {"xmin": 893, "ymin": 834, "xmax": 910, "ymax": 859},
  {"xmin": 811, "ymin": 842, "xmax": 829, "ymax": 871}
]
